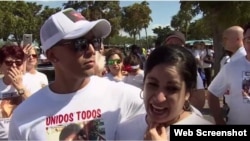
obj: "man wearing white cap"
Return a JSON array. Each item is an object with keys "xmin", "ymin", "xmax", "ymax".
[{"xmin": 8, "ymin": 8, "xmax": 144, "ymax": 140}]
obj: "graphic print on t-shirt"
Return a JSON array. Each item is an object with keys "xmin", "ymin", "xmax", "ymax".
[
  {"xmin": 242, "ymin": 71, "xmax": 250, "ymax": 103},
  {"xmin": 46, "ymin": 109, "xmax": 106, "ymax": 140},
  {"xmin": 0, "ymin": 92, "xmax": 19, "ymax": 100},
  {"xmin": 0, "ymin": 118, "xmax": 10, "ymax": 139}
]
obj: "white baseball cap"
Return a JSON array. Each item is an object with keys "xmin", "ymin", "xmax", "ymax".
[{"xmin": 40, "ymin": 8, "xmax": 111, "ymax": 53}]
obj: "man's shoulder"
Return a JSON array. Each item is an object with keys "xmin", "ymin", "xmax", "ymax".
[
  {"xmin": 92, "ymin": 75, "xmax": 141, "ymax": 90},
  {"xmin": 225, "ymin": 56, "xmax": 245, "ymax": 68}
]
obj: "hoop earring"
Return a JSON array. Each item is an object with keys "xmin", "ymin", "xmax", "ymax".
[
  {"xmin": 183, "ymin": 100, "xmax": 191, "ymax": 111},
  {"xmin": 140, "ymin": 90, "xmax": 144, "ymax": 99}
]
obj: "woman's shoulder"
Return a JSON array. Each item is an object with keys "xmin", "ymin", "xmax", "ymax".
[{"xmin": 176, "ymin": 112, "xmax": 214, "ymax": 125}]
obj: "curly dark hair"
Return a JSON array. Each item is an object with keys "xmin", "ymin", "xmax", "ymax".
[{"xmin": 0, "ymin": 45, "xmax": 25, "ymax": 65}]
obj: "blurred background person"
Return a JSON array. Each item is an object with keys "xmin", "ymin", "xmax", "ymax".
[
  {"xmin": 129, "ymin": 44, "xmax": 146, "ymax": 70},
  {"xmin": 208, "ymin": 25, "xmax": 247, "ymax": 125},
  {"xmin": 123, "ymin": 54, "xmax": 144, "ymax": 88},
  {"xmin": 104, "ymin": 48, "xmax": 126, "ymax": 82},
  {"xmin": 24, "ymin": 46, "xmax": 48, "ymax": 94},
  {"xmin": 200, "ymin": 41, "xmax": 214, "ymax": 88},
  {"xmin": 163, "ymin": 31, "xmax": 205, "ymax": 111}
]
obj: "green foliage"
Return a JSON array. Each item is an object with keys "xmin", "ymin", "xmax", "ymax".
[
  {"xmin": 121, "ymin": 1, "xmax": 152, "ymax": 42},
  {"xmin": 63, "ymin": 1, "xmax": 121, "ymax": 39},
  {"xmin": 152, "ymin": 26, "xmax": 173, "ymax": 44},
  {"xmin": 0, "ymin": 1, "xmax": 61, "ymax": 45},
  {"xmin": 187, "ymin": 19, "xmax": 212, "ymax": 40},
  {"xmin": 180, "ymin": 1, "xmax": 250, "ymax": 74}
]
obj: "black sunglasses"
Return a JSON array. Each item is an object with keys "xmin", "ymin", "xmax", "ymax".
[
  {"xmin": 4, "ymin": 60, "xmax": 23, "ymax": 67},
  {"xmin": 58, "ymin": 38, "xmax": 102, "ymax": 52},
  {"xmin": 28, "ymin": 54, "xmax": 38, "ymax": 58}
]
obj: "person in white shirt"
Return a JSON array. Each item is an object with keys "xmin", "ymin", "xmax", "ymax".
[
  {"xmin": 24, "ymin": 46, "xmax": 48, "ymax": 94},
  {"xmin": 103, "ymin": 48, "xmax": 126, "ymax": 82},
  {"xmin": 115, "ymin": 45, "xmax": 212, "ymax": 140},
  {"xmin": 200, "ymin": 42, "xmax": 214, "ymax": 88},
  {"xmin": 0, "ymin": 45, "xmax": 32, "ymax": 140},
  {"xmin": 123, "ymin": 54, "xmax": 144, "ymax": 89},
  {"xmin": 163, "ymin": 31, "xmax": 205, "ymax": 111},
  {"xmin": 8, "ymin": 8, "xmax": 145, "ymax": 140},
  {"xmin": 208, "ymin": 25, "xmax": 249, "ymax": 124}
]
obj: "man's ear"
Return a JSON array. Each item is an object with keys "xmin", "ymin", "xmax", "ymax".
[{"xmin": 46, "ymin": 49, "xmax": 58, "ymax": 63}]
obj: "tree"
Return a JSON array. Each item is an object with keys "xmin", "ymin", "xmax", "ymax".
[
  {"xmin": 180, "ymin": 1, "xmax": 250, "ymax": 74},
  {"xmin": 0, "ymin": 1, "xmax": 61, "ymax": 46},
  {"xmin": 38, "ymin": 6, "xmax": 61, "ymax": 45},
  {"xmin": 121, "ymin": 1, "xmax": 152, "ymax": 43},
  {"xmin": 187, "ymin": 18, "xmax": 212, "ymax": 40},
  {"xmin": 152, "ymin": 26, "xmax": 173, "ymax": 45},
  {"xmin": 63, "ymin": 0, "xmax": 121, "ymax": 43},
  {"xmin": 171, "ymin": 10, "xmax": 192, "ymax": 38},
  {"xmin": 140, "ymin": 1, "xmax": 152, "ymax": 49}
]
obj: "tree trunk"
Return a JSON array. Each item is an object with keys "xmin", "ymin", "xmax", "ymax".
[
  {"xmin": 144, "ymin": 27, "xmax": 148, "ymax": 50},
  {"xmin": 133, "ymin": 34, "xmax": 136, "ymax": 44},
  {"xmin": 212, "ymin": 25, "xmax": 224, "ymax": 77}
]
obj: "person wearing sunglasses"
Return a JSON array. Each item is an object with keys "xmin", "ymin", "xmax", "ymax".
[
  {"xmin": 23, "ymin": 46, "xmax": 48, "ymax": 94},
  {"xmin": 104, "ymin": 48, "xmax": 126, "ymax": 82},
  {"xmin": 0, "ymin": 44, "xmax": 32, "ymax": 140},
  {"xmin": 9, "ymin": 8, "xmax": 145, "ymax": 140},
  {"xmin": 115, "ymin": 45, "xmax": 212, "ymax": 141},
  {"xmin": 123, "ymin": 54, "xmax": 144, "ymax": 89}
]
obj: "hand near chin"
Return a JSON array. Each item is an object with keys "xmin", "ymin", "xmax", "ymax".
[
  {"xmin": 144, "ymin": 123, "xmax": 169, "ymax": 141},
  {"xmin": 7, "ymin": 67, "xmax": 24, "ymax": 89}
]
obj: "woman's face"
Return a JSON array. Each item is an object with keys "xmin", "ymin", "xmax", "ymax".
[
  {"xmin": 26, "ymin": 48, "xmax": 38, "ymax": 67},
  {"xmin": 143, "ymin": 64, "xmax": 189, "ymax": 124},
  {"xmin": 0, "ymin": 56, "xmax": 24, "ymax": 75},
  {"xmin": 107, "ymin": 54, "xmax": 122, "ymax": 75}
]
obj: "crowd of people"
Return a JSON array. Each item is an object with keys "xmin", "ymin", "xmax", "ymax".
[{"xmin": 0, "ymin": 7, "xmax": 249, "ymax": 140}]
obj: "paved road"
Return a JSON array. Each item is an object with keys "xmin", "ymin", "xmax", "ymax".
[
  {"xmin": 202, "ymin": 100, "xmax": 215, "ymax": 123},
  {"xmin": 201, "ymin": 97, "xmax": 225, "ymax": 124}
]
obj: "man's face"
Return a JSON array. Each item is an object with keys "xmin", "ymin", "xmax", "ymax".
[
  {"xmin": 47, "ymin": 31, "xmax": 102, "ymax": 79},
  {"xmin": 222, "ymin": 31, "xmax": 237, "ymax": 52}
]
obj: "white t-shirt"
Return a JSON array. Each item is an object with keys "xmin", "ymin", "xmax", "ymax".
[
  {"xmin": 0, "ymin": 78, "xmax": 19, "ymax": 140},
  {"xmin": 230, "ymin": 47, "xmax": 246, "ymax": 62},
  {"xmin": 8, "ymin": 76, "xmax": 145, "ymax": 140},
  {"xmin": 103, "ymin": 73, "xmax": 124, "ymax": 82},
  {"xmin": 219, "ymin": 47, "xmax": 246, "ymax": 104},
  {"xmin": 208, "ymin": 56, "xmax": 250, "ymax": 124},
  {"xmin": 23, "ymin": 71, "xmax": 49, "ymax": 94},
  {"xmin": 193, "ymin": 49, "xmax": 202, "ymax": 68},
  {"xmin": 115, "ymin": 111, "xmax": 212, "ymax": 140},
  {"xmin": 220, "ymin": 55, "xmax": 230, "ymax": 69},
  {"xmin": 123, "ymin": 70, "xmax": 144, "ymax": 89}
]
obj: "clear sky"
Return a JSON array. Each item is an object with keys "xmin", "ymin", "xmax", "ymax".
[{"xmin": 33, "ymin": 0, "xmax": 181, "ymax": 37}]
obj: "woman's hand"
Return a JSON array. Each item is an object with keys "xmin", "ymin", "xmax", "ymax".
[
  {"xmin": 7, "ymin": 67, "xmax": 24, "ymax": 90},
  {"xmin": 144, "ymin": 122, "xmax": 169, "ymax": 141},
  {"xmin": 22, "ymin": 44, "xmax": 33, "ymax": 58}
]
